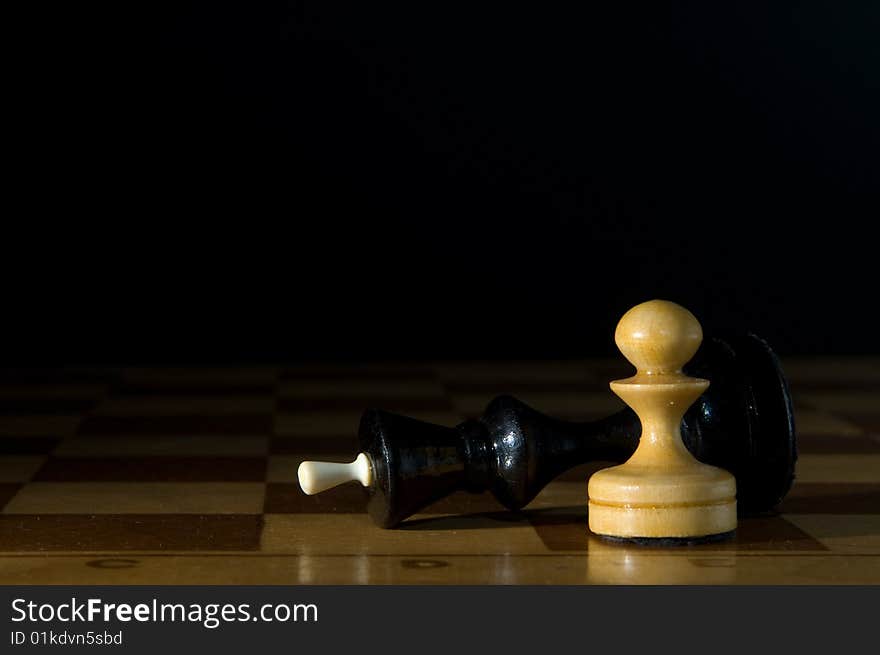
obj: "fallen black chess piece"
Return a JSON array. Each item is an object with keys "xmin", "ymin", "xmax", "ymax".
[{"xmin": 299, "ymin": 333, "xmax": 797, "ymax": 528}]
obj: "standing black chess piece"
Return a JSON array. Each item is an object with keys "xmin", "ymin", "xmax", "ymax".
[{"xmin": 298, "ymin": 334, "xmax": 796, "ymax": 528}]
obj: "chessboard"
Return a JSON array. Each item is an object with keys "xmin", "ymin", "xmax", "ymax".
[{"xmin": 0, "ymin": 358, "xmax": 878, "ymax": 584}]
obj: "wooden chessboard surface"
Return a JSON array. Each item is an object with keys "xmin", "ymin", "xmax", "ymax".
[{"xmin": 0, "ymin": 358, "xmax": 878, "ymax": 585}]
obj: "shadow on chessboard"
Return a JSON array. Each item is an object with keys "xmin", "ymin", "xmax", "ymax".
[{"xmin": 397, "ymin": 502, "xmax": 878, "ymax": 554}]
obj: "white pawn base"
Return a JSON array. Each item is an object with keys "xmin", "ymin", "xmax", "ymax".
[{"xmin": 588, "ymin": 463, "xmax": 737, "ymax": 539}]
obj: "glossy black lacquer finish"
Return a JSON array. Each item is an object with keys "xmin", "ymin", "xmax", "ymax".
[
  {"xmin": 358, "ymin": 334, "xmax": 796, "ymax": 528},
  {"xmin": 682, "ymin": 334, "xmax": 797, "ymax": 515}
]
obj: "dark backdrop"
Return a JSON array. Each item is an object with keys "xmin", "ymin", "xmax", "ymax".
[{"xmin": 5, "ymin": 2, "xmax": 879, "ymax": 364}]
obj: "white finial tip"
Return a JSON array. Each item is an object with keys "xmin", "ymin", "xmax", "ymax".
[
  {"xmin": 297, "ymin": 453, "xmax": 373, "ymax": 495},
  {"xmin": 296, "ymin": 461, "xmax": 321, "ymax": 495}
]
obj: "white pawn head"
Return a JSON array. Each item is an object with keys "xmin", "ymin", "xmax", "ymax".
[{"xmin": 614, "ymin": 299, "xmax": 703, "ymax": 375}]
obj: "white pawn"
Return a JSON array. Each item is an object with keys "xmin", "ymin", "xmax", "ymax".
[
  {"xmin": 587, "ymin": 299, "xmax": 737, "ymax": 541},
  {"xmin": 298, "ymin": 453, "xmax": 373, "ymax": 495}
]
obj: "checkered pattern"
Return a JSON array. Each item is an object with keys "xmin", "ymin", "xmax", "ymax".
[{"xmin": 0, "ymin": 359, "xmax": 878, "ymax": 584}]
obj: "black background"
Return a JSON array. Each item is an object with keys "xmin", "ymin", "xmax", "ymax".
[{"xmin": 5, "ymin": 2, "xmax": 878, "ymax": 364}]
